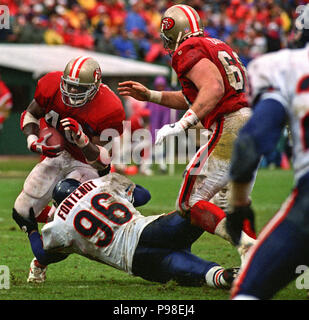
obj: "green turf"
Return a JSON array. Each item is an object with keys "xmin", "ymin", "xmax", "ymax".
[{"xmin": 0, "ymin": 158, "xmax": 308, "ymax": 300}]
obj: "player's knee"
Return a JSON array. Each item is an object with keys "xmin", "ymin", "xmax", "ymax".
[
  {"xmin": 14, "ymin": 192, "xmax": 40, "ymax": 218},
  {"xmin": 14, "ymin": 193, "xmax": 31, "ymax": 218}
]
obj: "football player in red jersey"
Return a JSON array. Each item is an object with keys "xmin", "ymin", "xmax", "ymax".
[
  {"xmin": 118, "ymin": 4, "xmax": 256, "ymax": 264},
  {"xmin": 13, "ymin": 56, "xmax": 125, "ymax": 281}
]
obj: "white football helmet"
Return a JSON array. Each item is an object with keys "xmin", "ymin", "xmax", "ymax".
[
  {"xmin": 60, "ymin": 56, "xmax": 102, "ymax": 107},
  {"xmin": 160, "ymin": 5, "xmax": 204, "ymax": 53}
]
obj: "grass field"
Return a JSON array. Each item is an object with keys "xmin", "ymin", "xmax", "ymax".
[{"xmin": 0, "ymin": 156, "xmax": 308, "ymax": 301}]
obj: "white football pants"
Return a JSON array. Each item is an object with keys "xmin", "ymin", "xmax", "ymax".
[{"xmin": 14, "ymin": 151, "xmax": 99, "ymax": 218}]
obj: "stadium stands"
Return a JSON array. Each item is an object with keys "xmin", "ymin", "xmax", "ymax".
[{"xmin": 0, "ymin": 0, "xmax": 304, "ymax": 66}]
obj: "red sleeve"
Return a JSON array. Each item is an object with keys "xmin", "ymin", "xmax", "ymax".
[
  {"xmin": 172, "ymin": 39, "xmax": 212, "ymax": 77},
  {"xmin": 104, "ymin": 107, "xmax": 125, "ymax": 136},
  {"xmin": 34, "ymin": 71, "xmax": 62, "ymax": 108}
]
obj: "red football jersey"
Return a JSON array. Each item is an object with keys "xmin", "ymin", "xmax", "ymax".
[
  {"xmin": 34, "ymin": 71, "xmax": 125, "ymax": 163},
  {"xmin": 172, "ymin": 36, "xmax": 249, "ymax": 129}
]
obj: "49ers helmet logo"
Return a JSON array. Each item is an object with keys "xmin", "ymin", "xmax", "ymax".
[{"xmin": 161, "ymin": 17, "xmax": 175, "ymax": 31}]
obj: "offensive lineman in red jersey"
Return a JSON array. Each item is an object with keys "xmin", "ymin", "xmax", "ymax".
[
  {"xmin": 118, "ymin": 4, "xmax": 256, "ymax": 263},
  {"xmin": 13, "ymin": 56, "xmax": 125, "ymax": 282}
]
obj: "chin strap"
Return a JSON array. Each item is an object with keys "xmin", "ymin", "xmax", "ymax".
[{"xmin": 174, "ymin": 31, "xmax": 183, "ymax": 52}]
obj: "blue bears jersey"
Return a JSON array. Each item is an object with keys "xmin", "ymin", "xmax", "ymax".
[{"xmin": 247, "ymin": 45, "xmax": 309, "ymax": 182}]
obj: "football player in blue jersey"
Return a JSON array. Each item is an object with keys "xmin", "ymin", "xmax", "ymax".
[
  {"xmin": 13, "ymin": 173, "xmax": 239, "ymax": 289},
  {"xmin": 226, "ymin": 28, "xmax": 309, "ymax": 300}
]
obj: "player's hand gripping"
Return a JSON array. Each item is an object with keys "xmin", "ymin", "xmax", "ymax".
[
  {"xmin": 12, "ymin": 208, "xmax": 38, "ymax": 235},
  {"xmin": 226, "ymin": 204, "xmax": 256, "ymax": 246},
  {"xmin": 60, "ymin": 117, "xmax": 89, "ymax": 148},
  {"xmin": 118, "ymin": 81, "xmax": 151, "ymax": 101},
  {"xmin": 28, "ymin": 133, "xmax": 61, "ymax": 158}
]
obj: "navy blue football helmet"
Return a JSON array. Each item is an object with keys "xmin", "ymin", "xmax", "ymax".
[{"xmin": 52, "ymin": 179, "xmax": 81, "ymax": 207}]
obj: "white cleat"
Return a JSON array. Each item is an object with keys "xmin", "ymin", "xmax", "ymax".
[
  {"xmin": 27, "ymin": 258, "xmax": 47, "ymax": 283},
  {"xmin": 237, "ymin": 243, "xmax": 254, "ymax": 268}
]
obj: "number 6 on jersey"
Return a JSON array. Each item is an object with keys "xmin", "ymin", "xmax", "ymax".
[{"xmin": 218, "ymin": 50, "xmax": 247, "ymax": 93}]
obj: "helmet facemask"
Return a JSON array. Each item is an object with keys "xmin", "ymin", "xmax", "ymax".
[
  {"xmin": 60, "ymin": 77, "xmax": 99, "ymax": 108},
  {"xmin": 160, "ymin": 30, "xmax": 183, "ymax": 55}
]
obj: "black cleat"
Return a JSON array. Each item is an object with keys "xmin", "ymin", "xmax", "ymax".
[{"xmin": 222, "ymin": 267, "xmax": 240, "ymax": 287}]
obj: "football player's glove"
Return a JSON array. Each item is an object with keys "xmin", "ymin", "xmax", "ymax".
[
  {"xmin": 226, "ymin": 204, "xmax": 256, "ymax": 246},
  {"xmin": 27, "ymin": 134, "xmax": 62, "ymax": 158},
  {"xmin": 12, "ymin": 208, "xmax": 38, "ymax": 235},
  {"xmin": 155, "ymin": 109, "xmax": 199, "ymax": 145},
  {"xmin": 155, "ymin": 122, "xmax": 184, "ymax": 145},
  {"xmin": 60, "ymin": 117, "xmax": 89, "ymax": 148}
]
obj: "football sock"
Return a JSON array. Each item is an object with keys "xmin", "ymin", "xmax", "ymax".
[
  {"xmin": 205, "ymin": 266, "xmax": 229, "ymax": 288},
  {"xmin": 36, "ymin": 205, "xmax": 51, "ymax": 223}
]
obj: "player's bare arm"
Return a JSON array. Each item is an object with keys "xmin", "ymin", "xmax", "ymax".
[
  {"xmin": 21, "ymin": 99, "xmax": 44, "ymax": 137},
  {"xmin": 185, "ymin": 58, "xmax": 225, "ymax": 121},
  {"xmin": 118, "ymin": 80, "xmax": 188, "ymax": 110},
  {"xmin": 20, "ymin": 99, "xmax": 62, "ymax": 157},
  {"xmin": 82, "ymin": 135, "xmax": 110, "ymax": 170}
]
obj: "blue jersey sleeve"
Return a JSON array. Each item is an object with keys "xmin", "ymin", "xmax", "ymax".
[
  {"xmin": 28, "ymin": 231, "xmax": 68, "ymax": 266},
  {"xmin": 241, "ymin": 98, "xmax": 287, "ymax": 155},
  {"xmin": 132, "ymin": 185, "xmax": 151, "ymax": 207},
  {"xmin": 230, "ymin": 98, "xmax": 287, "ymax": 183}
]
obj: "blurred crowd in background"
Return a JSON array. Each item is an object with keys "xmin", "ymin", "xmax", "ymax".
[{"xmin": 0, "ymin": 0, "xmax": 307, "ymax": 66}]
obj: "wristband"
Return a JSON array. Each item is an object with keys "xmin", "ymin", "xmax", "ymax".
[
  {"xmin": 179, "ymin": 109, "xmax": 200, "ymax": 130},
  {"xmin": 20, "ymin": 111, "xmax": 40, "ymax": 130},
  {"xmin": 149, "ymin": 90, "xmax": 162, "ymax": 104}
]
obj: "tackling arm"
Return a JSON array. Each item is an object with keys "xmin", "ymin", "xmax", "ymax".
[{"xmin": 12, "ymin": 208, "xmax": 68, "ymax": 266}]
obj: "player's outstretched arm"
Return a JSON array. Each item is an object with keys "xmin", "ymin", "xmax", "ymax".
[
  {"xmin": 118, "ymin": 80, "xmax": 188, "ymax": 110},
  {"xmin": 118, "ymin": 81, "xmax": 150, "ymax": 101}
]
